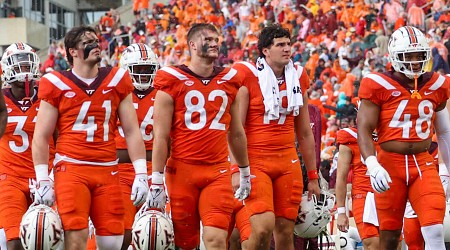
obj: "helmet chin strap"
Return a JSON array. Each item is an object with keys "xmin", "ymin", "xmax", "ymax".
[
  {"xmin": 411, "ymin": 74, "xmax": 422, "ymax": 99},
  {"xmin": 23, "ymin": 74, "xmax": 32, "ymax": 102}
]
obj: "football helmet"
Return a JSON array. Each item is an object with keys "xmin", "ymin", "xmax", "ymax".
[
  {"xmin": 20, "ymin": 204, "xmax": 64, "ymax": 250},
  {"xmin": 294, "ymin": 190, "xmax": 335, "ymax": 238},
  {"xmin": 120, "ymin": 43, "xmax": 159, "ymax": 91},
  {"xmin": 388, "ymin": 26, "xmax": 431, "ymax": 79},
  {"xmin": 340, "ymin": 227, "xmax": 362, "ymax": 250},
  {"xmin": 1, "ymin": 43, "xmax": 40, "ymax": 85},
  {"xmin": 132, "ymin": 204, "xmax": 175, "ymax": 250}
]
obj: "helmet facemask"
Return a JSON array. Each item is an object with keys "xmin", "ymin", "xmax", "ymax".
[
  {"xmin": 389, "ymin": 49, "xmax": 430, "ymax": 79},
  {"xmin": 128, "ymin": 63, "xmax": 159, "ymax": 91},
  {"xmin": 1, "ymin": 49, "xmax": 40, "ymax": 85}
]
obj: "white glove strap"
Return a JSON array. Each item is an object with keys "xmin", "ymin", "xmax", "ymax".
[
  {"xmin": 132, "ymin": 159, "xmax": 147, "ymax": 175},
  {"xmin": 35, "ymin": 164, "xmax": 49, "ymax": 182},
  {"xmin": 365, "ymin": 156, "xmax": 379, "ymax": 173},
  {"xmin": 151, "ymin": 172, "xmax": 164, "ymax": 185},
  {"xmin": 239, "ymin": 166, "xmax": 250, "ymax": 177}
]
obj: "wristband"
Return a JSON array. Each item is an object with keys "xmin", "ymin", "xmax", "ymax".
[
  {"xmin": 132, "ymin": 159, "xmax": 147, "ymax": 174},
  {"xmin": 151, "ymin": 171, "xmax": 164, "ymax": 185},
  {"xmin": 307, "ymin": 170, "xmax": 319, "ymax": 180},
  {"xmin": 337, "ymin": 207, "xmax": 346, "ymax": 214},
  {"xmin": 239, "ymin": 166, "xmax": 250, "ymax": 177},
  {"xmin": 35, "ymin": 164, "xmax": 49, "ymax": 182},
  {"xmin": 365, "ymin": 155, "xmax": 378, "ymax": 172},
  {"xmin": 230, "ymin": 164, "xmax": 239, "ymax": 174}
]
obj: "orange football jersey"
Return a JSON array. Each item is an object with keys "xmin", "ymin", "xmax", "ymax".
[
  {"xmin": 38, "ymin": 67, "xmax": 133, "ymax": 163},
  {"xmin": 153, "ymin": 65, "xmax": 241, "ymax": 164},
  {"xmin": 115, "ymin": 88, "xmax": 156, "ymax": 150},
  {"xmin": 336, "ymin": 127, "xmax": 372, "ymax": 194},
  {"xmin": 0, "ymin": 88, "xmax": 47, "ymax": 178},
  {"xmin": 232, "ymin": 62, "xmax": 310, "ymax": 152},
  {"xmin": 359, "ymin": 72, "xmax": 450, "ymax": 144}
]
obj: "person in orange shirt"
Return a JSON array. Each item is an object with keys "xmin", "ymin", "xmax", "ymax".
[
  {"xmin": 358, "ymin": 26, "xmax": 450, "ymax": 249},
  {"xmin": 0, "ymin": 79, "xmax": 5, "ymax": 140},
  {"xmin": 0, "ymin": 43, "xmax": 56, "ymax": 249},
  {"xmin": 147, "ymin": 23, "xmax": 251, "ymax": 249},
  {"xmin": 232, "ymin": 24, "xmax": 319, "ymax": 249},
  {"xmin": 336, "ymin": 126, "xmax": 380, "ymax": 250},
  {"xmin": 32, "ymin": 26, "xmax": 148, "ymax": 250},
  {"xmin": 116, "ymin": 43, "xmax": 160, "ymax": 250}
]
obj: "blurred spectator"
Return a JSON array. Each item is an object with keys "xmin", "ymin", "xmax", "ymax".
[
  {"xmin": 408, "ymin": 3, "xmax": 425, "ymax": 30},
  {"xmin": 374, "ymin": 29, "xmax": 389, "ymax": 56},
  {"xmin": 48, "ymin": 40, "xmax": 58, "ymax": 56},
  {"xmin": 54, "ymin": 52, "xmax": 69, "ymax": 71},
  {"xmin": 432, "ymin": 47, "xmax": 450, "ymax": 73},
  {"xmin": 41, "ymin": 54, "xmax": 55, "ymax": 73}
]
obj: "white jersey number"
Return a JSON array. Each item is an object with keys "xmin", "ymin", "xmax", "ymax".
[
  {"xmin": 73, "ymin": 100, "xmax": 112, "ymax": 142},
  {"xmin": 388, "ymin": 99, "xmax": 433, "ymax": 139},
  {"xmin": 8, "ymin": 116, "xmax": 31, "ymax": 153},
  {"xmin": 118, "ymin": 105, "xmax": 154, "ymax": 141},
  {"xmin": 184, "ymin": 90, "xmax": 228, "ymax": 131}
]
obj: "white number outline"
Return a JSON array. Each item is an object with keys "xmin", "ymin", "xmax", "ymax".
[
  {"xmin": 184, "ymin": 90, "xmax": 228, "ymax": 131},
  {"xmin": 72, "ymin": 100, "xmax": 112, "ymax": 142},
  {"xmin": 388, "ymin": 99, "xmax": 433, "ymax": 139}
]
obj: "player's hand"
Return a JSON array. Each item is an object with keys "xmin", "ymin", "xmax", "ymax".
[
  {"xmin": 366, "ymin": 156, "xmax": 392, "ymax": 193},
  {"xmin": 234, "ymin": 166, "xmax": 254, "ymax": 201},
  {"xmin": 35, "ymin": 180, "xmax": 55, "ymax": 206},
  {"xmin": 307, "ymin": 179, "xmax": 320, "ymax": 201},
  {"xmin": 147, "ymin": 184, "xmax": 166, "ymax": 209},
  {"xmin": 131, "ymin": 173, "xmax": 149, "ymax": 206},
  {"xmin": 337, "ymin": 213, "xmax": 349, "ymax": 232}
]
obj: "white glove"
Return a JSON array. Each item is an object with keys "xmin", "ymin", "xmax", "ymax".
[
  {"xmin": 131, "ymin": 173, "xmax": 149, "ymax": 206},
  {"xmin": 35, "ymin": 180, "xmax": 55, "ymax": 206},
  {"xmin": 234, "ymin": 166, "xmax": 253, "ymax": 201},
  {"xmin": 146, "ymin": 172, "xmax": 166, "ymax": 210},
  {"xmin": 366, "ymin": 156, "xmax": 392, "ymax": 193}
]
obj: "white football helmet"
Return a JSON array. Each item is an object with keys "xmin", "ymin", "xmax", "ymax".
[
  {"xmin": 132, "ymin": 204, "xmax": 175, "ymax": 250},
  {"xmin": 388, "ymin": 26, "xmax": 431, "ymax": 79},
  {"xmin": 120, "ymin": 43, "xmax": 159, "ymax": 91},
  {"xmin": 294, "ymin": 190, "xmax": 335, "ymax": 238},
  {"xmin": 20, "ymin": 204, "xmax": 64, "ymax": 250},
  {"xmin": 1, "ymin": 43, "xmax": 40, "ymax": 85}
]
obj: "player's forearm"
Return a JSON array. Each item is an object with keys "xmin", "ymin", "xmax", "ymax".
[
  {"xmin": 151, "ymin": 137, "xmax": 169, "ymax": 173},
  {"xmin": 32, "ymin": 136, "xmax": 50, "ymax": 166},
  {"xmin": 297, "ymin": 134, "xmax": 317, "ymax": 172},
  {"xmin": 335, "ymin": 170, "xmax": 349, "ymax": 208},
  {"xmin": 125, "ymin": 130, "xmax": 146, "ymax": 162},
  {"xmin": 228, "ymin": 131, "xmax": 249, "ymax": 167},
  {"xmin": 357, "ymin": 131, "xmax": 377, "ymax": 160}
]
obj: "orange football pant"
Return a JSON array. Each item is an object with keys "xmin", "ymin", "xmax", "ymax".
[
  {"xmin": 54, "ymin": 163, "xmax": 124, "ymax": 236},
  {"xmin": 0, "ymin": 174, "xmax": 33, "ymax": 241},
  {"xmin": 376, "ymin": 151, "xmax": 445, "ymax": 230},
  {"xmin": 165, "ymin": 157, "xmax": 234, "ymax": 249},
  {"xmin": 245, "ymin": 149, "xmax": 303, "ymax": 220},
  {"xmin": 351, "ymin": 192, "xmax": 379, "ymax": 240}
]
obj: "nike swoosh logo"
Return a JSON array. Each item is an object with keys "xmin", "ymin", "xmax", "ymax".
[
  {"xmin": 103, "ymin": 89, "xmax": 112, "ymax": 94},
  {"xmin": 220, "ymin": 169, "xmax": 227, "ymax": 173},
  {"xmin": 111, "ymin": 171, "xmax": 119, "ymax": 175},
  {"xmin": 426, "ymin": 162, "xmax": 434, "ymax": 166},
  {"xmin": 424, "ymin": 91, "xmax": 433, "ymax": 95},
  {"xmin": 217, "ymin": 80, "xmax": 226, "ymax": 84},
  {"xmin": 291, "ymin": 159, "xmax": 298, "ymax": 163}
]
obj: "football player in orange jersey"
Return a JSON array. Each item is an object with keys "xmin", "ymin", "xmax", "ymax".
[
  {"xmin": 116, "ymin": 43, "xmax": 160, "ymax": 250},
  {"xmin": 231, "ymin": 24, "xmax": 320, "ymax": 250},
  {"xmin": 0, "ymin": 43, "xmax": 49, "ymax": 250},
  {"xmin": 357, "ymin": 26, "xmax": 450, "ymax": 249},
  {"xmin": 32, "ymin": 26, "xmax": 148, "ymax": 250},
  {"xmin": 147, "ymin": 23, "xmax": 251, "ymax": 249},
  {"xmin": 336, "ymin": 124, "xmax": 380, "ymax": 250}
]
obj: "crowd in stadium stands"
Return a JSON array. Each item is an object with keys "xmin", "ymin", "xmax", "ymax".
[{"xmin": 42, "ymin": 0, "xmax": 450, "ymax": 186}]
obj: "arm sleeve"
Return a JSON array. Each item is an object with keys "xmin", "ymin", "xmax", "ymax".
[{"xmin": 435, "ymin": 109, "xmax": 450, "ymax": 174}]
